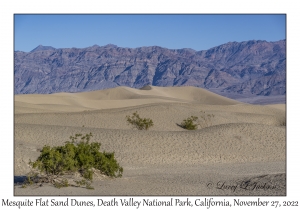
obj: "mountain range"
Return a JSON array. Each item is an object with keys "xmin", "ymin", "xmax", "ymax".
[{"xmin": 14, "ymin": 40, "xmax": 286, "ymax": 102}]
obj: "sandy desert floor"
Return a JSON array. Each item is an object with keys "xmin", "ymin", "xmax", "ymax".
[{"xmin": 14, "ymin": 86, "xmax": 286, "ymax": 195}]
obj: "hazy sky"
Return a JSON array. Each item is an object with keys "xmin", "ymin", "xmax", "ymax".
[{"xmin": 14, "ymin": 14, "xmax": 286, "ymax": 52}]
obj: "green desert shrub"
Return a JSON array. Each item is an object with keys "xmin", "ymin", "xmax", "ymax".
[
  {"xmin": 24, "ymin": 133, "xmax": 123, "ymax": 189},
  {"xmin": 126, "ymin": 111, "xmax": 154, "ymax": 130},
  {"xmin": 180, "ymin": 116, "xmax": 199, "ymax": 130},
  {"xmin": 180, "ymin": 111, "xmax": 215, "ymax": 130}
]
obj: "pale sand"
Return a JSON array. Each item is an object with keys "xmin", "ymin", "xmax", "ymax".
[{"xmin": 14, "ymin": 86, "xmax": 286, "ymax": 195}]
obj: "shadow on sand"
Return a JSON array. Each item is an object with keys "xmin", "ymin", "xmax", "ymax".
[{"xmin": 14, "ymin": 176, "xmax": 27, "ymax": 185}]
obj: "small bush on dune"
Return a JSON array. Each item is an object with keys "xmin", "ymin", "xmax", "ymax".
[
  {"xmin": 126, "ymin": 111, "xmax": 154, "ymax": 130},
  {"xmin": 180, "ymin": 111, "xmax": 215, "ymax": 130},
  {"xmin": 180, "ymin": 116, "xmax": 199, "ymax": 130},
  {"xmin": 23, "ymin": 133, "xmax": 123, "ymax": 189}
]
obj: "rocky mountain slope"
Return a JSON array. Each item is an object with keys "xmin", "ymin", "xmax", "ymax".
[{"xmin": 14, "ymin": 40, "xmax": 286, "ymax": 100}]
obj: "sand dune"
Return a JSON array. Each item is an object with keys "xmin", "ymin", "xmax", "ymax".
[
  {"xmin": 15, "ymin": 86, "xmax": 240, "ymax": 113},
  {"xmin": 266, "ymin": 104, "xmax": 286, "ymax": 111},
  {"xmin": 14, "ymin": 86, "xmax": 286, "ymax": 195}
]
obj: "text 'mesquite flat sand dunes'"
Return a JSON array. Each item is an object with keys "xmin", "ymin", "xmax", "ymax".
[{"xmin": 14, "ymin": 86, "xmax": 286, "ymax": 195}]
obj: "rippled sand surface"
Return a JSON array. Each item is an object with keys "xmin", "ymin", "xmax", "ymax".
[{"xmin": 14, "ymin": 86, "xmax": 286, "ymax": 195}]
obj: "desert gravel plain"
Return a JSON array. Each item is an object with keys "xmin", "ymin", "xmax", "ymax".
[{"xmin": 14, "ymin": 86, "xmax": 286, "ymax": 195}]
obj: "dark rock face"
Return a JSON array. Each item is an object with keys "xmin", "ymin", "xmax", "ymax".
[{"xmin": 14, "ymin": 40, "xmax": 286, "ymax": 98}]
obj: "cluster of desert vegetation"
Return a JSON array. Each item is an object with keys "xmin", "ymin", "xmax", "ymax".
[
  {"xmin": 22, "ymin": 109, "xmax": 216, "ymax": 189},
  {"xmin": 23, "ymin": 133, "xmax": 123, "ymax": 189},
  {"xmin": 126, "ymin": 110, "xmax": 215, "ymax": 131}
]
